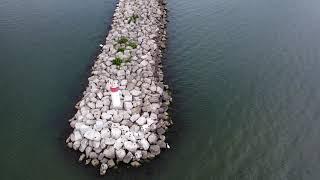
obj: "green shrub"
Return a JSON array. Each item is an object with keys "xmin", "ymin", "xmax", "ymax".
[
  {"xmin": 112, "ymin": 57, "xmax": 122, "ymax": 66},
  {"xmin": 128, "ymin": 41, "xmax": 137, "ymax": 49},
  {"xmin": 117, "ymin": 47, "xmax": 126, "ymax": 53},
  {"xmin": 118, "ymin": 37, "xmax": 129, "ymax": 44},
  {"xmin": 128, "ymin": 14, "xmax": 139, "ymax": 24}
]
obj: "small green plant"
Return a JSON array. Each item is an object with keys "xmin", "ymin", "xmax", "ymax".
[
  {"xmin": 112, "ymin": 57, "xmax": 123, "ymax": 66},
  {"xmin": 117, "ymin": 47, "xmax": 126, "ymax": 53},
  {"xmin": 127, "ymin": 41, "xmax": 137, "ymax": 49},
  {"xmin": 118, "ymin": 37, "xmax": 129, "ymax": 44},
  {"xmin": 128, "ymin": 14, "xmax": 139, "ymax": 24}
]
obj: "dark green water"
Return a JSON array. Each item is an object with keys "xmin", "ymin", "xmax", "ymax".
[{"xmin": 1, "ymin": 0, "xmax": 320, "ymax": 179}]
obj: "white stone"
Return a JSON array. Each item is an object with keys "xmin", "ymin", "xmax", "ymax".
[
  {"xmin": 148, "ymin": 133, "xmax": 158, "ymax": 144},
  {"xmin": 96, "ymin": 100, "xmax": 104, "ymax": 108},
  {"xmin": 156, "ymin": 87, "xmax": 163, "ymax": 94},
  {"xmin": 117, "ymin": 70, "xmax": 125, "ymax": 76},
  {"xmin": 87, "ymin": 102, "xmax": 95, "ymax": 109},
  {"xmin": 139, "ymin": 138, "xmax": 150, "ymax": 150},
  {"xmin": 123, "ymin": 95, "xmax": 133, "ymax": 102},
  {"xmin": 104, "ymin": 138, "xmax": 116, "ymax": 145},
  {"xmin": 113, "ymin": 113, "xmax": 123, "ymax": 123},
  {"xmin": 135, "ymin": 150, "xmax": 142, "ymax": 159},
  {"xmin": 101, "ymin": 128, "xmax": 110, "ymax": 138},
  {"xmin": 103, "ymin": 146, "xmax": 115, "ymax": 159},
  {"xmin": 84, "ymin": 130, "xmax": 101, "ymax": 141},
  {"xmin": 136, "ymin": 116, "xmax": 147, "ymax": 125},
  {"xmin": 124, "ymin": 102, "xmax": 133, "ymax": 110},
  {"xmin": 101, "ymin": 112, "xmax": 112, "ymax": 120},
  {"xmin": 130, "ymin": 89, "xmax": 141, "ymax": 96},
  {"xmin": 124, "ymin": 141, "xmax": 138, "ymax": 152},
  {"xmin": 92, "ymin": 141, "xmax": 100, "ymax": 149},
  {"xmin": 124, "ymin": 132, "xmax": 136, "ymax": 142},
  {"xmin": 100, "ymin": 163, "xmax": 108, "ymax": 175},
  {"xmin": 140, "ymin": 60, "xmax": 148, "ymax": 66},
  {"xmin": 97, "ymin": 92, "xmax": 103, "ymax": 99},
  {"xmin": 74, "ymin": 131, "xmax": 82, "ymax": 141},
  {"xmin": 130, "ymin": 114, "xmax": 140, "ymax": 122},
  {"xmin": 94, "ymin": 120, "xmax": 104, "ymax": 131},
  {"xmin": 114, "ymin": 138, "xmax": 124, "ymax": 150},
  {"xmin": 85, "ymin": 113, "xmax": 94, "ymax": 120},
  {"xmin": 116, "ymin": 149, "xmax": 126, "ymax": 160},
  {"xmin": 111, "ymin": 128, "xmax": 122, "ymax": 139}
]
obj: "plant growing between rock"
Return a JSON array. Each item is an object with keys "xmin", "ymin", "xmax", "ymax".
[
  {"xmin": 112, "ymin": 57, "xmax": 123, "ymax": 66},
  {"xmin": 118, "ymin": 37, "xmax": 129, "ymax": 44},
  {"xmin": 128, "ymin": 14, "xmax": 139, "ymax": 23},
  {"xmin": 128, "ymin": 41, "xmax": 137, "ymax": 49},
  {"xmin": 117, "ymin": 47, "xmax": 126, "ymax": 53}
]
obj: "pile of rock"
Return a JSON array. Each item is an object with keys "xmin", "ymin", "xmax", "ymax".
[{"xmin": 66, "ymin": 0, "xmax": 171, "ymax": 175}]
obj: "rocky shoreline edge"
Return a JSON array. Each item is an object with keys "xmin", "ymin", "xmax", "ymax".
[{"xmin": 65, "ymin": 0, "xmax": 171, "ymax": 175}]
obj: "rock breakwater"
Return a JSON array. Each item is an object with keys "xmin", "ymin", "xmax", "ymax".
[{"xmin": 65, "ymin": 0, "xmax": 171, "ymax": 175}]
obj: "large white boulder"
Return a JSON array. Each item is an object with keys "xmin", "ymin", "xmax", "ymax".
[
  {"xmin": 130, "ymin": 114, "xmax": 140, "ymax": 122},
  {"xmin": 84, "ymin": 130, "xmax": 101, "ymax": 141},
  {"xmin": 124, "ymin": 102, "xmax": 133, "ymax": 110},
  {"xmin": 111, "ymin": 128, "xmax": 122, "ymax": 139},
  {"xmin": 101, "ymin": 128, "xmax": 111, "ymax": 138},
  {"xmin": 130, "ymin": 89, "xmax": 141, "ymax": 96},
  {"xmin": 124, "ymin": 141, "xmax": 138, "ymax": 152},
  {"xmin": 139, "ymin": 138, "xmax": 150, "ymax": 150},
  {"xmin": 101, "ymin": 112, "xmax": 112, "ymax": 120},
  {"xmin": 74, "ymin": 131, "xmax": 82, "ymax": 141},
  {"xmin": 136, "ymin": 116, "xmax": 147, "ymax": 125},
  {"xmin": 116, "ymin": 149, "xmax": 126, "ymax": 160},
  {"xmin": 147, "ymin": 133, "xmax": 158, "ymax": 144},
  {"xmin": 103, "ymin": 146, "xmax": 115, "ymax": 159}
]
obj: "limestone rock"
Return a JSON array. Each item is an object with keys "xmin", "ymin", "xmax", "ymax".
[
  {"xmin": 124, "ymin": 141, "xmax": 138, "ymax": 152},
  {"xmin": 116, "ymin": 149, "xmax": 126, "ymax": 161},
  {"xmin": 100, "ymin": 163, "xmax": 108, "ymax": 175},
  {"xmin": 111, "ymin": 128, "xmax": 122, "ymax": 139},
  {"xmin": 103, "ymin": 146, "xmax": 115, "ymax": 159}
]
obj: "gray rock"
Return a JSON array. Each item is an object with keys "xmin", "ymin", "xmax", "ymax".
[
  {"xmin": 136, "ymin": 116, "xmax": 147, "ymax": 125},
  {"xmin": 124, "ymin": 102, "xmax": 133, "ymax": 110},
  {"xmin": 131, "ymin": 161, "xmax": 141, "ymax": 167},
  {"xmin": 113, "ymin": 113, "xmax": 123, "ymax": 123},
  {"xmin": 91, "ymin": 159, "xmax": 100, "ymax": 167},
  {"xmin": 104, "ymin": 138, "xmax": 116, "ymax": 145},
  {"xmin": 139, "ymin": 138, "xmax": 150, "ymax": 150},
  {"xmin": 124, "ymin": 141, "xmax": 138, "ymax": 152},
  {"xmin": 157, "ymin": 140, "xmax": 167, "ymax": 148},
  {"xmin": 131, "ymin": 89, "xmax": 141, "ymax": 96},
  {"xmin": 121, "ymin": 120, "xmax": 133, "ymax": 127},
  {"xmin": 149, "ymin": 145, "xmax": 161, "ymax": 156},
  {"xmin": 156, "ymin": 127, "xmax": 166, "ymax": 135},
  {"xmin": 147, "ymin": 133, "xmax": 158, "ymax": 144},
  {"xmin": 103, "ymin": 146, "xmax": 115, "ymax": 158},
  {"xmin": 116, "ymin": 149, "xmax": 126, "ymax": 161},
  {"xmin": 79, "ymin": 154, "xmax": 86, "ymax": 162},
  {"xmin": 123, "ymin": 152, "xmax": 133, "ymax": 164},
  {"xmin": 111, "ymin": 128, "xmax": 122, "ymax": 139},
  {"xmin": 130, "ymin": 114, "xmax": 140, "ymax": 122},
  {"xmin": 101, "ymin": 112, "xmax": 112, "ymax": 120},
  {"xmin": 107, "ymin": 159, "xmax": 115, "ymax": 168},
  {"xmin": 100, "ymin": 163, "xmax": 108, "ymax": 175}
]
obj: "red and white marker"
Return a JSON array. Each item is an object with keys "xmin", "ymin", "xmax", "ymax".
[{"xmin": 108, "ymin": 80, "xmax": 121, "ymax": 108}]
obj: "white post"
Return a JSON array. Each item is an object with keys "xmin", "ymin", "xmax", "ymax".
[{"xmin": 108, "ymin": 80, "xmax": 121, "ymax": 108}]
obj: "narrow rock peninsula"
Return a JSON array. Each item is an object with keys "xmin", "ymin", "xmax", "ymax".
[{"xmin": 65, "ymin": 0, "xmax": 171, "ymax": 175}]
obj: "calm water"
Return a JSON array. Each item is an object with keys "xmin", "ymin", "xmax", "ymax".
[{"xmin": 1, "ymin": 0, "xmax": 320, "ymax": 179}]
